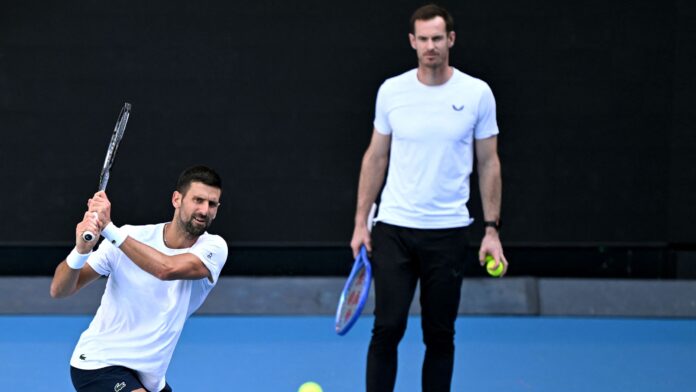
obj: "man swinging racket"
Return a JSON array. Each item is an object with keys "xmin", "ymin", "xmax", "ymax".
[{"xmin": 50, "ymin": 165, "xmax": 227, "ymax": 392}]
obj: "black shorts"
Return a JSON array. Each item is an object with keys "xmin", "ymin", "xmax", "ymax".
[{"xmin": 70, "ymin": 366, "xmax": 172, "ymax": 392}]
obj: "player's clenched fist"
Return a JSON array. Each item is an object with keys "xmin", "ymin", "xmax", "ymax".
[{"xmin": 88, "ymin": 191, "xmax": 113, "ymax": 226}]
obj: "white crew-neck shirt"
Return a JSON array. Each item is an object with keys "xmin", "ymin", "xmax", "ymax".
[
  {"xmin": 373, "ymin": 68, "xmax": 499, "ymax": 229},
  {"xmin": 70, "ymin": 223, "xmax": 228, "ymax": 392}
]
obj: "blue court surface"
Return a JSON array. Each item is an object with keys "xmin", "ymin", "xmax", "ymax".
[{"xmin": 0, "ymin": 315, "xmax": 694, "ymax": 391}]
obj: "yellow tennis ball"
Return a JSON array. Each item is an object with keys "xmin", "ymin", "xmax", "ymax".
[
  {"xmin": 485, "ymin": 255, "xmax": 504, "ymax": 277},
  {"xmin": 298, "ymin": 381, "xmax": 323, "ymax": 392}
]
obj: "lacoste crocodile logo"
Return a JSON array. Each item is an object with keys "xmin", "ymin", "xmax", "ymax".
[{"xmin": 79, "ymin": 354, "xmax": 86, "ymax": 360}]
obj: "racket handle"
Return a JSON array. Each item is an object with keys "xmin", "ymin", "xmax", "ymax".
[{"xmin": 81, "ymin": 212, "xmax": 99, "ymax": 242}]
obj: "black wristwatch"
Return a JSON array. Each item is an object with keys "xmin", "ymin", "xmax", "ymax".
[{"xmin": 484, "ymin": 220, "xmax": 501, "ymax": 231}]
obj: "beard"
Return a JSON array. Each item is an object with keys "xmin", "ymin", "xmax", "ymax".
[
  {"xmin": 419, "ymin": 51, "xmax": 446, "ymax": 68},
  {"xmin": 181, "ymin": 214, "xmax": 211, "ymax": 237}
]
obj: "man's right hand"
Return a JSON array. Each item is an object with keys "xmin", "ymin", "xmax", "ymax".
[{"xmin": 350, "ymin": 224, "xmax": 371, "ymax": 258}]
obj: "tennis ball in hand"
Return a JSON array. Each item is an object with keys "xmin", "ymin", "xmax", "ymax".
[
  {"xmin": 298, "ymin": 381, "xmax": 323, "ymax": 392},
  {"xmin": 485, "ymin": 255, "xmax": 504, "ymax": 277}
]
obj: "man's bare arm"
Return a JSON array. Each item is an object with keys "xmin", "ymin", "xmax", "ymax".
[
  {"xmin": 350, "ymin": 129, "xmax": 391, "ymax": 257},
  {"xmin": 118, "ymin": 237, "xmax": 211, "ymax": 281},
  {"xmin": 476, "ymin": 136, "xmax": 502, "ymax": 225},
  {"xmin": 50, "ymin": 211, "xmax": 103, "ymax": 298},
  {"xmin": 475, "ymin": 135, "xmax": 507, "ymax": 275}
]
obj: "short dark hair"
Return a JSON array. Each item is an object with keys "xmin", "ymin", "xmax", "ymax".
[
  {"xmin": 410, "ymin": 4, "xmax": 454, "ymax": 34},
  {"xmin": 176, "ymin": 165, "xmax": 222, "ymax": 195}
]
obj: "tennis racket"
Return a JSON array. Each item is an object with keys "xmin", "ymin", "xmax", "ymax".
[
  {"xmin": 335, "ymin": 245, "xmax": 372, "ymax": 335},
  {"xmin": 82, "ymin": 102, "xmax": 131, "ymax": 241},
  {"xmin": 335, "ymin": 203, "xmax": 377, "ymax": 335}
]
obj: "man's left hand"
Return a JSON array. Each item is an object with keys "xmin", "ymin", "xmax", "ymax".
[{"xmin": 478, "ymin": 231, "xmax": 508, "ymax": 276}]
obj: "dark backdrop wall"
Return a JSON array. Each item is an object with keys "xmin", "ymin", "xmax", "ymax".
[{"xmin": 1, "ymin": 1, "xmax": 694, "ymax": 257}]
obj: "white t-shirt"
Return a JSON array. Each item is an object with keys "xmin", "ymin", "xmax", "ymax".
[
  {"xmin": 70, "ymin": 223, "xmax": 228, "ymax": 392},
  {"xmin": 373, "ymin": 68, "xmax": 499, "ymax": 229}
]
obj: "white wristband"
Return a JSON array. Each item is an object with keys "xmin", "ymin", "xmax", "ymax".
[
  {"xmin": 66, "ymin": 248, "xmax": 91, "ymax": 269},
  {"xmin": 101, "ymin": 222, "xmax": 128, "ymax": 248}
]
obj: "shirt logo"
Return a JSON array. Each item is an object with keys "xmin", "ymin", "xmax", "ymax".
[
  {"xmin": 114, "ymin": 382, "xmax": 126, "ymax": 392},
  {"xmin": 206, "ymin": 252, "xmax": 213, "ymax": 259},
  {"xmin": 452, "ymin": 104, "xmax": 464, "ymax": 111},
  {"xmin": 79, "ymin": 354, "xmax": 86, "ymax": 360}
]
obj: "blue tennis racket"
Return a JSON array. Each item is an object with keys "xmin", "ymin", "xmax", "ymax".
[{"xmin": 335, "ymin": 245, "xmax": 372, "ymax": 335}]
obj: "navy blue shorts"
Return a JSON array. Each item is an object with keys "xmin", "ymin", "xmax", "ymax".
[{"xmin": 70, "ymin": 366, "xmax": 172, "ymax": 392}]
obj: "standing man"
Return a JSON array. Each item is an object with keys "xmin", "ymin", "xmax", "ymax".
[
  {"xmin": 350, "ymin": 4, "xmax": 507, "ymax": 391},
  {"xmin": 51, "ymin": 165, "xmax": 227, "ymax": 392}
]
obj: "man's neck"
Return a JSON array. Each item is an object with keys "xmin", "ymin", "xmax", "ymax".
[
  {"xmin": 417, "ymin": 65, "xmax": 453, "ymax": 86},
  {"xmin": 163, "ymin": 221, "xmax": 198, "ymax": 249}
]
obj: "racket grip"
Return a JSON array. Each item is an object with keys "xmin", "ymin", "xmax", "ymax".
[{"xmin": 81, "ymin": 212, "xmax": 99, "ymax": 242}]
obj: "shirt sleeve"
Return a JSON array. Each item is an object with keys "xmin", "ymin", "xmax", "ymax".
[
  {"xmin": 474, "ymin": 83, "xmax": 500, "ymax": 139},
  {"xmin": 189, "ymin": 235, "xmax": 228, "ymax": 285},
  {"xmin": 86, "ymin": 239, "xmax": 118, "ymax": 276},
  {"xmin": 373, "ymin": 83, "xmax": 392, "ymax": 135}
]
